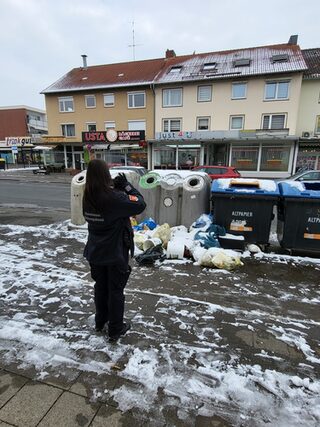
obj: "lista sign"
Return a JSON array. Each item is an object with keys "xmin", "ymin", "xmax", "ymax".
[
  {"xmin": 6, "ymin": 136, "xmax": 32, "ymax": 146},
  {"xmin": 82, "ymin": 130, "xmax": 145, "ymax": 143}
]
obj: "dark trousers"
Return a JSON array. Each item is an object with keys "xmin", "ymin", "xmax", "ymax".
[{"xmin": 90, "ymin": 259, "xmax": 131, "ymax": 337}]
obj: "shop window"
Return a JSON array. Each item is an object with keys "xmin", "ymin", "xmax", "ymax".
[
  {"xmin": 61, "ymin": 124, "xmax": 75, "ymax": 137},
  {"xmin": 232, "ymin": 83, "xmax": 247, "ymax": 99},
  {"xmin": 231, "ymin": 146, "xmax": 259, "ymax": 171},
  {"xmin": 230, "ymin": 115, "xmax": 244, "ymax": 130},
  {"xmin": 197, "ymin": 117, "xmax": 210, "ymax": 131},
  {"xmin": 163, "ymin": 118, "xmax": 181, "ymax": 132},
  {"xmin": 85, "ymin": 95, "xmax": 96, "ymax": 108},
  {"xmin": 260, "ymin": 146, "xmax": 290, "ymax": 172},
  {"xmin": 262, "ymin": 114, "xmax": 286, "ymax": 130},
  {"xmin": 128, "ymin": 92, "xmax": 145, "ymax": 108},
  {"xmin": 163, "ymin": 88, "xmax": 182, "ymax": 107},
  {"xmin": 197, "ymin": 85, "xmax": 212, "ymax": 102},
  {"xmin": 104, "ymin": 93, "xmax": 114, "ymax": 107},
  {"xmin": 59, "ymin": 97, "xmax": 74, "ymax": 112}
]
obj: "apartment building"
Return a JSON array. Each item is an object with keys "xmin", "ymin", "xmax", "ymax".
[
  {"xmin": 296, "ymin": 48, "xmax": 320, "ymax": 171},
  {"xmin": 152, "ymin": 37, "xmax": 307, "ymax": 177},
  {"xmin": 0, "ymin": 106, "xmax": 47, "ymax": 164},
  {"xmin": 41, "ymin": 55, "xmax": 167, "ymax": 169}
]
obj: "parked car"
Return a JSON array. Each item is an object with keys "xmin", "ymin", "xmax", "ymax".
[
  {"xmin": 192, "ymin": 165, "xmax": 241, "ymax": 180},
  {"xmin": 110, "ymin": 166, "xmax": 147, "ymax": 176},
  {"xmin": 287, "ymin": 170, "xmax": 320, "ymax": 182}
]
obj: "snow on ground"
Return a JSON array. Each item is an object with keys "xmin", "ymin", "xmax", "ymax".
[{"xmin": 0, "ymin": 221, "xmax": 320, "ymax": 426}]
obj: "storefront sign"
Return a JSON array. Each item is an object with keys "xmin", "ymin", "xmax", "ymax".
[
  {"xmin": 42, "ymin": 136, "xmax": 66, "ymax": 143},
  {"xmin": 5, "ymin": 137, "xmax": 32, "ymax": 146},
  {"xmin": 82, "ymin": 130, "xmax": 145, "ymax": 143},
  {"xmin": 156, "ymin": 131, "xmax": 239, "ymax": 140}
]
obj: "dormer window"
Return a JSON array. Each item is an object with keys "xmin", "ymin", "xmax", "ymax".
[
  {"xmin": 271, "ymin": 54, "xmax": 289, "ymax": 63},
  {"xmin": 233, "ymin": 58, "xmax": 251, "ymax": 67},
  {"xmin": 169, "ymin": 66, "xmax": 182, "ymax": 74},
  {"xmin": 202, "ymin": 62, "xmax": 216, "ymax": 70}
]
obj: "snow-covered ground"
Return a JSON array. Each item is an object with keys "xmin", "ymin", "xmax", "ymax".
[{"xmin": 0, "ymin": 221, "xmax": 319, "ymax": 426}]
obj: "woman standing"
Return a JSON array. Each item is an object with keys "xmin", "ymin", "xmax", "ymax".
[{"xmin": 83, "ymin": 159, "xmax": 146, "ymax": 342}]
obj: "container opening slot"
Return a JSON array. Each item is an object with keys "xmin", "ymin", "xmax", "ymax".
[
  {"xmin": 229, "ymin": 179, "xmax": 260, "ymax": 189},
  {"xmin": 189, "ymin": 178, "xmax": 199, "ymax": 187}
]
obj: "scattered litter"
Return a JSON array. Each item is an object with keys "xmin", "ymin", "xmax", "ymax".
[{"xmin": 248, "ymin": 244, "xmax": 262, "ymax": 254}]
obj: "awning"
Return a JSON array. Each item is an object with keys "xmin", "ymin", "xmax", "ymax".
[{"xmin": 33, "ymin": 145, "xmax": 56, "ymax": 150}]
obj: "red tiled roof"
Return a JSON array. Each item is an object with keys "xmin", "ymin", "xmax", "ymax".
[
  {"xmin": 42, "ymin": 57, "xmax": 167, "ymax": 94},
  {"xmin": 302, "ymin": 48, "xmax": 320, "ymax": 78},
  {"xmin": 42, "ymin": 43, "xmax": 307, "ymax": 94}
]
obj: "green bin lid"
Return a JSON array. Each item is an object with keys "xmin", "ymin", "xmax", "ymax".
[{"xmin": 139, "ymin": 172, "xmax": 161, "ymax": 189}]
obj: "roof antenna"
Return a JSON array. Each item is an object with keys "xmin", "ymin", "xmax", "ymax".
[{"xmin": 128, "ymin": 21, "xmax": 142, "ymax": 61}]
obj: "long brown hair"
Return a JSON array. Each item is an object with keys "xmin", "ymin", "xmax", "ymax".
[{"xmin": 83, "ymin": 159, "xmax": 113, "ymax": 209}]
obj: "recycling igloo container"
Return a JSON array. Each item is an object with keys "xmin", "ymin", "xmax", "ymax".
[
  {"xmin": 277, "ymin": 181, "xmax": 320, "ymax": 253},
  {"xmin": 158, "ymin": 172, "xmax": 183, "ymax": 226},
  {"xmin": 71, "ymin": 170, "xmax": 87, "ymax": 225},
  {"xmin": 211, "ymin": 178, "xmax": 280, "ymax": 244},
  {"xmin": 181, "ymin": 172, "xmax": 211, "ymax": 227},
  {"xmin": 71, "ymin": 169, "xmax": 142, "ymax": 226},
  {"xmin": 137, "ymin": 171, "xmax": 162, "ymax": 222}
]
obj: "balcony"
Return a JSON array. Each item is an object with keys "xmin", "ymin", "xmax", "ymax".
[{"xmin": 27, "ymin": 118, "xmax": 48, "ymax": 132}]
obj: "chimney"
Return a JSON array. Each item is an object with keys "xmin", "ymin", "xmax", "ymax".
[
  {"xmin": 288, "ymin": 35, "xmax": 298, "ymax": 45},
  {"xmin": 81, "ymin": 54, "xmax": 88, "ymax": 69},
  {"xmin": 165, "ymin": 49, "xmax": 176, "ymax": 59}
]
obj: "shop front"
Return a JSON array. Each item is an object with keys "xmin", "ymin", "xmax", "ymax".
[
  {"xmin": 151, "ymin": 130, "xmax": 297, "ymax": 177},
  {"xmin": 296, "ymin": 139, "xmax": 320, "ymax": 172}
]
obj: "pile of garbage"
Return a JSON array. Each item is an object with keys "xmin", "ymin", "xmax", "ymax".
[{"xmin": 132, "ymin": 214, "xmax": 246, "ymax": 270}]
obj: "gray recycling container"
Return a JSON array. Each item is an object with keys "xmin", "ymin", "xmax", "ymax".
[
  {"xmin": 277, "ymin": 181, "xmax": 320, "ymax": 253},
  {"xmin": 211, "ymin": 178, "xmax": 280, "ymax": 244}
]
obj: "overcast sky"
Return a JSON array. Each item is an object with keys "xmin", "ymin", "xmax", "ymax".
[{"xmin": 1, "ymin": 0, "xmax": 319, "ymax": 110}]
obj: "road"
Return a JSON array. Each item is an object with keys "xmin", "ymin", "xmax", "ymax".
[{"xmin": 0, "ymin": 180, "xmax": 70, "ymax": 209}]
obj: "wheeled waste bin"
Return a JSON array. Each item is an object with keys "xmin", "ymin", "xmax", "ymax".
[
  {"xmin": 211, "ymin": 178, "xmax": 280, "ymax": 245},
  {"xmin": 277, "ymin": 181, "xmax": 320, "ymax": 253}
]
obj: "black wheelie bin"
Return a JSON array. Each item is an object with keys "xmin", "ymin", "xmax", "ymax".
[
  {"xmin": 211, "ymin": 178, "xmax": 280, "ymax": 245},
  {"xmin": 277, "ymin": 181, "xmax": 320, "ymax": 254}
]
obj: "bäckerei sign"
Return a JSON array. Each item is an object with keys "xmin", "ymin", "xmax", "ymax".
[{"xmin": 82, "ymin": 130, "xmax": 145, "ymax": 143}]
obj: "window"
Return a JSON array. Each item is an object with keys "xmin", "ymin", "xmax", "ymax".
[
  {"xmin": 128, "ymin": 120, "xmax": 146, "ymax": 131},
  {"xmin": 85, "ymin": 95, "xmax": 96, "ymax": 108},
  {"xmin": 297, "ymin": 171, "xmax": 320, "ymax": 181},
  {"xmin": 197, "ymin": 117, "xmax": 210, "ymax": 131},
  {"xmin": 230, "ymin": 115, "xmax": 244, "ymax": 130},
  {"xmin": 163, "ymin": 88, "xmax": 182, "ymax": 107},
  {"xmin": 86, "ymin": 123, "xmax": 96, "ymax": 132},
  {"xmin": 61, "ymin": 124, "xmax": 75, "ymax": 137},
  {"xmin": 105, "ymin": 121, "xmax": 115, "ymax": 130},
  {"xmin": 232, "ymin": 83, "xmax": 247, "ymax": 99},
  {"xmin": 203, "ymin": 62, "xmax": 216, "ymax": 70},
  {"xmin": 197, "ymin": 85, "xmax": 212, "ymax": 102},
  {"xmin": 104, "ymin": 93, "xmax": 114, "ymax": 107},
  {"xmin": 169, "ymin": 66, "xmax": 182, "ymax": 73},
  {"xmin": 233, "ymin": 58, "xmax": 251, "ymax": 67},
  {"xmin": 315, "ymin": 116, "xmax": 320, "ymax": 134},
  {"xmin": 231, "ymin": 146, "xmax": 259, "ymax": 171},
  {"xmin": 163, "ymin": 119, "xmax": 181, "ymax": 132},
  {"xmin": 265, "ymin": 81, "xmax": 289, "ymax": 100},
  {"xmin": 260, "ymin": 146, "xmax": 291, "ymax": 172},
  {"xmin": 59, "ymin": 97, "xmax": 74, "ymax": 112},
  {"xmin": 271, "ymin": 54, "xmax": 289, "ymax": 63},
  {"xmin": 262, "ymin": 114, "xmax": 286, "ymax": 130},
  {"xmin": 128, "ymin": 91, "xmax": 145, "ymax": 108}
]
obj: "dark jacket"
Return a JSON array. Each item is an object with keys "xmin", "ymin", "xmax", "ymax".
[{"xmin": 83, "ymin": 184, "xmax": 146, "ymax": 267}]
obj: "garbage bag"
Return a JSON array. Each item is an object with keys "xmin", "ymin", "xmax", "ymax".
[
  {"xmin": 200, "ymin": 248, "xmax": 243, "ymax": 270},
  {"xmin": 190, "ymin": 213, "xmax": 213, "ymax": 231},
  {"xmin": 135, "ymin": 244, "xmax": 165, "ymax": 265},
  {"xmin": 194, "ymin": 224, "xmax": 226, "ymax": 249},
  {"xmin": 133, "ymin": 217, "xmax": 158, "ymax": 231},
  {"xmin": 152, "ymin": 223, "xmax": 171, "ymax": 248}
]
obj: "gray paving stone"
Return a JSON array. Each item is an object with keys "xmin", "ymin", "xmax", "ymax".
[
  {"xmin": 38, "ymin": 391, "xmax": 99, "ymax": 427},
  {"xmin": 90, "ymin": 405, "xmax": 139, "ymax": 427},
  {"xmin": 0, "ymin": 381, "xmax": 62, "ymax": 426},
  {"xmin": 0, "ymin": 371, "xmax": 28, "ymax": 409}
]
